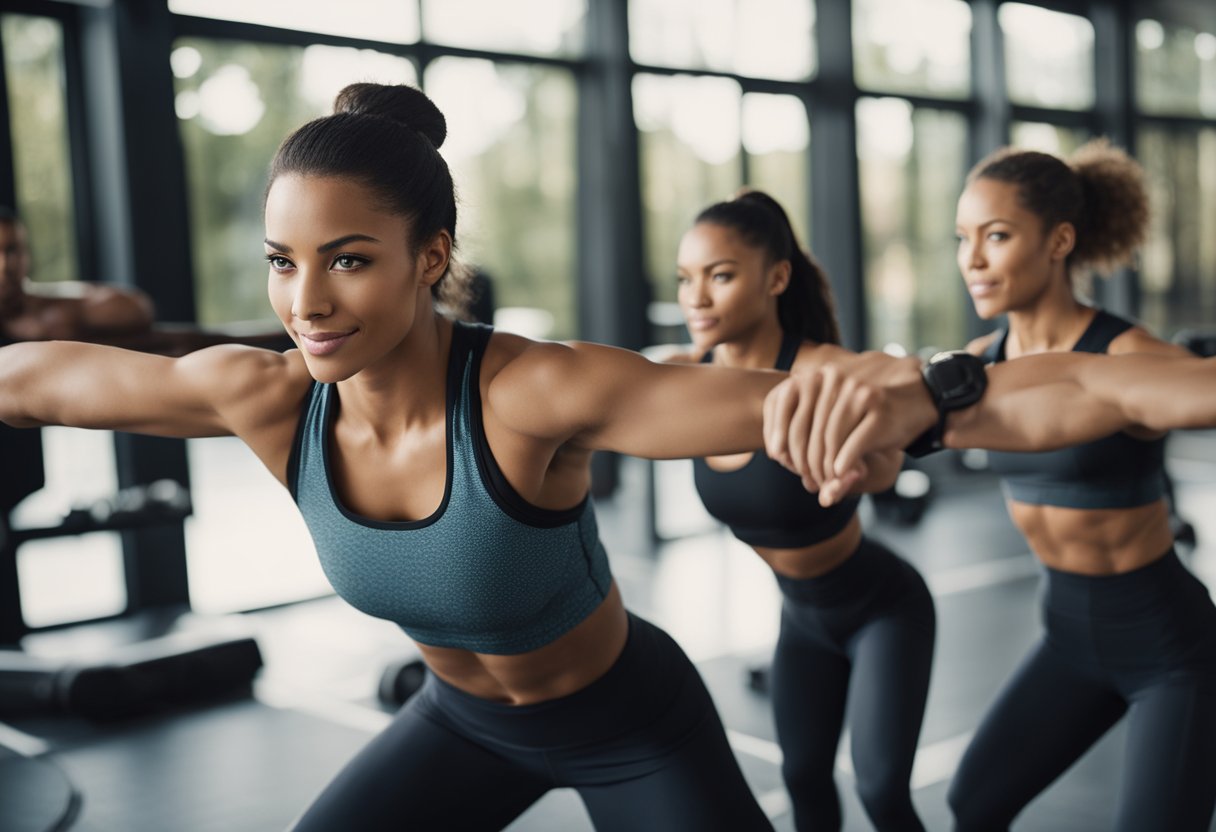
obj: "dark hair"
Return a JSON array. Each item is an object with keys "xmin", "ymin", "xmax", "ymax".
[
  {"xmin": 0, "ymin": 206, "xmax": 17, "ymax": 224},
  {"xmin": 694, "ymin": 190, "xmax": 841, "ymax": 345},
  {"xmin": 267, "ymin": 83, "xmax": 470, "ymax": 314},
  {"xmin": 967, "ymin": 138, "xmax": 1149, "ymax": 279}
]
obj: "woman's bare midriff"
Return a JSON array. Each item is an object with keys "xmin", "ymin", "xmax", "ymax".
[
  {"xmin": 754, "ymin": 513, "xmax": 864, "ymax": 580},
  {"xmin": 1007, "ymin": 498, "xmax": 1175, "ymax": 575},
  {"xmin": 416, "ymin": 581, "xmax": 630, "ymax": 705}
]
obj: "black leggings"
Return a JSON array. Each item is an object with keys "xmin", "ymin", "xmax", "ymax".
[
  {"xmin": 772, "ymin": 537, "xmax": 936, "ymax": 832},
  {"xmin": 949, "ymin": 549, "xmax": 1216, "ymax": 831},
  {"xmin": 290, "ymin": 613, "xmax": 772, "ymax": 832}
]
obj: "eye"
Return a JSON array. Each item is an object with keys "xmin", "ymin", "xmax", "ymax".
[
  {"xmin": 266, "ymin": 254, "xmax": 294, "ymax": 272},
  {"xmin": 332, "ymin": 254, "xmax": 368, "ymax": 271},
  {"xmin": 675, "ymin": 274, "xmax": 690, "ymax": 286},
  {"xmin": 711, "ymin": 272, "xmax": 733, "ymax": 283},
  {"xmin": 987, "ymin": 231, "xmax": 1009, "ymax": 242}
]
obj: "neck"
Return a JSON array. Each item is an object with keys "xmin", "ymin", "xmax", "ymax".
[
  {"xmin": 1005, "ymin": 276, "xmax": 1093, "ymax": 355},
  {"xmin": 711, "ymin": 317, "xmax": 786, "ymax": 370},
  {"xmin": 336, "ymin": 311, "xmax": 451, "ymax": 443}
]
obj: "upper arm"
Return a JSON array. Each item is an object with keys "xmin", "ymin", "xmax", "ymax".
[
  {"xmin": 1107, "ymin": 326, "xmax": 1192, "ymax": 359},
  {"xmin": 0, "ymin": 340, "xmax": 298, "ymax": 438},
  {"xmin": 486, "ymin": 339, "xmax": 785, "ymax": 459},
  {"xmin": 79, "ymin": 284, "xmax": 155, "ymax": 333}
]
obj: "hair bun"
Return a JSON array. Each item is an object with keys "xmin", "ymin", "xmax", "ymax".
[{"xmin": 333, "ymin": 83, "xmax": 446, "ymax": 149}]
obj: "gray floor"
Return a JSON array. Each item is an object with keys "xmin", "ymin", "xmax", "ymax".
[{"xmin": 6, "ymin": 445, "xmax": 1216, "ymax": 831}]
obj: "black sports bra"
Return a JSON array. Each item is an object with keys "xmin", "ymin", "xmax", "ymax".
[
  {"xmin": 692, "ymin": 332, "xmax": 859, "ymax": 548},
  {"xmin": 982, "ymin": 310, "xmax": 1166, "ymax": 509}
]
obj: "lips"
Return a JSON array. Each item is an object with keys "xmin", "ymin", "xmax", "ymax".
[
  {"xmin": 686, "ymin": 316, "xmax": 719, "ymax": 332},
  {"xmin": 298, "ymin": 329, "xmax": 357, "ymax": 356},
  {"xmin": 967, "ymin": 281, "xmax": 999, "ymax": 299}
]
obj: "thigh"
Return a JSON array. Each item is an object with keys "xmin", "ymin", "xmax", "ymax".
[
  {"xmin": 948, "ymin": 640, "xmax": 1126, "ymax": 830},
  {"xmin": 577, "ymin": 672, "xmax": 772, "ymax": 832},
  {"xmin": 770, "ymin": 602, "xmax": 851, "ymax": 771},
  {"xmin": 846, "ymin": 582, "xmax": 936, "ymax": 785},
  {"xmin": 290, "ymin": 696, "xmax": 549, "ymax": 832},
  {"xmin": 1116, "ymin": 683, "xmax": 1216, "ymax": 832}
]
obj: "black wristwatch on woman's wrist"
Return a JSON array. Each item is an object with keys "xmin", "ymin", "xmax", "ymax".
[{"xmin": 904, "ymin": 350, "xmax": 988, "ymax": 458}]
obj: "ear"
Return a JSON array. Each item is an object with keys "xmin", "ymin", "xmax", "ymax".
[
  {"xmin": 768, "ymin": 259, "xmax": 792, "ymax": 297},
  {"xmin": 1048, "ymin": 222, "xmax": 1076, "ymax": 263},
  {"xmin": 417, "ymin": 231, "xmax": 452, "ymax": 288}
]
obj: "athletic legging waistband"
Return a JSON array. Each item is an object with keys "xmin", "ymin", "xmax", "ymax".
[
  {"xmin": 774, "ymin": 536, "xmax": 920, "ymax": 609},
  {"xmin": 415, "ymin": 612, "xmax": 695, "ymax": 750},
  {"xmin": 1042, "ymin": 548, "xmax": 1201, "ymax": 618}
]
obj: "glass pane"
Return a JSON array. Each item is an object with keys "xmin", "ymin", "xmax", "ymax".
[
  {"xmin": 1000, "ymin": 3, "xmax": 1095, "ymax": 110},
  {"xmin": 629, "ymin": 0, "xmax": 817, "ymax": 81},
  {"xmin": 425, "ymin": 58, "xmax": 577, "ymax": 340},
  {"xmin": 742, "ymin": 93, "xmax": 810, "ymax": 246},
  {"xmin": 1137, "ymin": 126, "xmax": 1216, "ymax": 339},
  {"xmin": 853, "ymin": 0, "xmax": 971, "ymax": 98},
  {"xmin": 635, "ymin": 73, "xmax": 743, "ymax": 311},
  {"xmin": 1010, "ymin": 121, "xmax": 1089, "ymax": 156},
  {"xmin": 1136, "ymin": 17, "xmax": 1216, "ymax": 118},
  {"xmin": 422, "ymin": 0, "xmax": 586, "ymax": 57},
  {"xmin": 169, "ymin": 0, "xmax": 420, "ymax": 45},
  {"xmin": 173, "ymin": 39, "xmax": 416, "ymax": 325},
  {"xmin": 857, "ymin": 98, "xmax": 968, "ymax": 352},
  {"xmin": 1, "ymin": 15, "xmax": 77, "ymax": 284},
  {"xmin": 13, "ymin": 428, "xmax": 125, "ymax": 628},
  {"xmin": 186, "ymin": 437, "xmax": 328, "ymax": 613}
]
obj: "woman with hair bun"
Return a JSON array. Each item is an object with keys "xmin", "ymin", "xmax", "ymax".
[
  {"xmin": 0, "ymin": 82, "xmax": 801, "ymax": 830},
  {"xmin": 672, "ymin": 190, "xmax": 935, "ymax": 832},
  {"xmin": 946, "ymin": 140, "xmax": 1216, "ymax": 830}
]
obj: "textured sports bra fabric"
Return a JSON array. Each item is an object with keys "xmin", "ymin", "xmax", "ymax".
[
  {"xmin": 692, "ymin": 332, "xmax": 859, "ymax": 548},
  {"xmin": 288, "ymin": 321, "xmax": 613, "ymax": 655},
  {"xmin": 982, "ymin": 310, "xmax": 1166, "ymax": 509}
]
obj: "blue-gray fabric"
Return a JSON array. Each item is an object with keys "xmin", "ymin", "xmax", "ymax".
[
  {"xmin": 288, "ymin": 321, "xmax": 612, "ymax": 655},
  {"xmin": 693, "ymin": 330, "xmax": 860, "ymax": 547},
  {"xmin": 982, "ymin": 309, "xmax": 1166, "ymax": 509}
]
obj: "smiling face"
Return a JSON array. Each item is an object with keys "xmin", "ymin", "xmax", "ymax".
[
  {"xmin": 264, "ymin": 174, "xmax": 449, "ymax": 383},
  {"xmin": 675, "ymin": 222, "xmax": 789, "ymax": 352},
  {"xmin": 954, "ymin": 177, "xmax": 1075, "ymax": 320}
]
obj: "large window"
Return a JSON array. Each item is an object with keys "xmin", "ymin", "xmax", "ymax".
[
  {"xmin": 1000, "ymin": 3, "xmax": 1095, "ymax": 110},
  {"xmin": 1136, "ymin": 17, "xmax": 1216, "ymax": 118},
  {"xmin": 629, "ymin": 0, "xmax": 817, "ymax": 81},
  {"xmin": 421, "ymin": 0, "xmax": 586, "ymax": 57},
  {"xmin": 1138, "ymin": 126, "xmax": 1216, "ymax": 338},
  {"xmin": 425, "ymin": 58, "xmax": 578, "ymax": 340},
  {"xmin": 852, "ymin": 0, "xmax": 971, "ymax": 98},
  {"xmin": 1, "ymin": 14, "xmax": 76, "ymax": 284},
  {"xmin": 173, "ymin": 40, "xmax": 417, "ymax": 325},
  {"xmin": 1010, "ymin": 122, "xmax": 1089, "ymax": 157},
  {"xmin": 168, "ymin": 0, "xmax": 420, "ymax": 44},
  {"xmin": 858, "ymin": 98, "xmax": 968, "ymax": 352}
]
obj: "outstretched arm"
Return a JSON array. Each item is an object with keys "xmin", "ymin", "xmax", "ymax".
[{"xmin": 762, "ymin": 350, "xmax": 1216, "ymax": 505}]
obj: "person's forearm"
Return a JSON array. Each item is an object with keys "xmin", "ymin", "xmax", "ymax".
[
  {"xmin": 1079, "ymin": 353, "xmax": 1216, "ymax": 433},
  {"xmin": 0, "ymin": 342, "xmax": 51, "ymax": 427}
]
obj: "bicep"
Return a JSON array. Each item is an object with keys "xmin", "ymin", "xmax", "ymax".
[
  {"xmin": 3, "ymin": 341, "xmax": 252, "ymax": 437},
  {"xmin": 489, "ymin": 341, "xmax": 784, "ymax": 459}
]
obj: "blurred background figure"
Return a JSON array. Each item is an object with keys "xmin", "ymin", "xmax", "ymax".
[{"xmin": 0, "ymin": 206, "xmax": 154, "ymax": 342}]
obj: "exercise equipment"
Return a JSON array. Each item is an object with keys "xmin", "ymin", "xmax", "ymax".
[{"xmin": 377, "ymin": 657, "xmax": 428, "ymax": 708}]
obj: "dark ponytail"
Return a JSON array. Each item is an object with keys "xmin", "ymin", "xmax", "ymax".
[
  {"xmin": 267, "ymin": 83, "xmax": 471, "ymax": 315},
  {"xmin": 694, "ymin": 190, "xmax": 841, "ymax": 345}
]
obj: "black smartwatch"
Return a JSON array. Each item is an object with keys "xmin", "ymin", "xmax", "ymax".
[{"xmin": 904, "ymin": 350, "xmax": 988, "ymax": 458}]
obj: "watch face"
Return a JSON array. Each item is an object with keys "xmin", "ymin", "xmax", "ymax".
[{"xmin": 926, "ymin": 352, "xmax": 986, "ymax": 410}]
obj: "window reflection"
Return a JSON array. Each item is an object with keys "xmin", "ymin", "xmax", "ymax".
[
  {"xmin": 857, "ymin": 98, "xmax": 967, "ymax": 352},
  {"xmin": 852, "ymin": 0, "xmax": 971, "ymax": 98},
  {"xmin": 635, "ymin": 74, "xmax": 743, "ymax": 308},
  {"xmin": 1136, "ymin": 17, "xmax": 1216, "ymax": 118},
  {"xmin": 425, "ymin": 58, "xmax": 577, "ymax": 339},
  {"xmin": 629, "ymin": 0, "xmax": 817, "ymax": 81},
  {"xmin": 169, "ymin": 0, "xmax": 420, "ymax": 44},
  {"xmin": 173, "ymin": 40, "xmax": 416, "ymax": 325},
  {"xmin": 1010, "ymin": 122, "xmax": 1089, "ymax": 157},
  {"xmin": 1000, "ymin": 3, "xmax": 1094, "ymax": 110},
  {"xmin": 1, "ymin": 15, "xmax": 77, "ymax": 284},
  {"xmin": 422, "ymin": 0, "xmax": 586, "ymax": 57},
  {"xmin": 743, "ymin": 93, "xmax": 810, "ymax": 243},
  {"xmin": 1138, "ymin": 126, "xmax": 1216, "ymax": 338}
]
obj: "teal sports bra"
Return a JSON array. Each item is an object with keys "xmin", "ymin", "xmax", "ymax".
[{"xmin": 287, "ymin": 321, "xmax": 613, "ymax": 655}]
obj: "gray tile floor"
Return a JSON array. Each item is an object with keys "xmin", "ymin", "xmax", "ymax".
[{"xmin": 7, "ymin": 441, "xmax": 1216, "ymax": 831}]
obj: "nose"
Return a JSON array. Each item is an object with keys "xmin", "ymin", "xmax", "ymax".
[
  {"xmin": 962, "ymin": 238, "xmax": 986, "ymax": 272},
  {"xmin": 685, "ymin": 276, "xmax": 711, "ymax": 308},
  {"xmin": 291, "ymin": 269, "xmax": 333, "ymax": 321}
]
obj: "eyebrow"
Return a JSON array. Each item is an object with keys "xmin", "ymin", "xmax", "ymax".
[
  {"xmin": 955, "ymin": 218, "xmax": 1017, "ymax": 231},
  {"xmin": 263, "ymin": 233, "xmax": 382, "ymax": 254}
]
